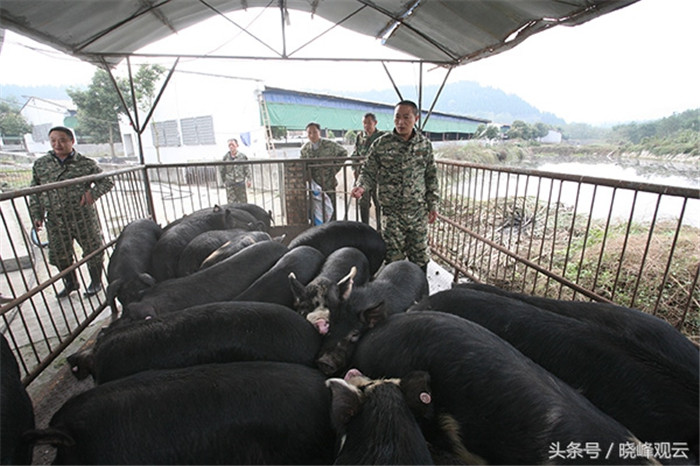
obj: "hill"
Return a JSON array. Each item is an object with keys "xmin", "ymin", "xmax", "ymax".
[{"xmin": 335, "ymin": 80, "xmax": 566, "ymax": 126}]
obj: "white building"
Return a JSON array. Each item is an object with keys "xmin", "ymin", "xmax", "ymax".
[
  {"xmin": 19, "ymin": 97, "xmax": 76, "ymax": 153},
  {"xmin": 119, "ymin": 71, "xmax": 269, "ymax": 164},
  {"xmin": 538, "ymin": 129, "xmax": 563, "ymax": 144}
]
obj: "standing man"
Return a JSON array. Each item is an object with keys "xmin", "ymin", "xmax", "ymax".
[
  {"xmin": 350, "ymin": 113, "xmax": 385, "ymax": 227},
  {"xmin": 220, "ymin": 138, "xmax": 251, "ymax": 204},
  {"xmin": 300, "ymin": 122, "xmax": 348, "ymax": 219},
  {"xmin": 29, "ymin": 126, "xmax": 114, "ymax": 298},
  {"xmin": 351, "ymin": 100, "xmax": 439, "ymax": 273}
]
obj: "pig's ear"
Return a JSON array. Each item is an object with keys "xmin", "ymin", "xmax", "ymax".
[
  {"xmin": 326, "ymin": 378, "xmax": 362, "ymax": 432},
  {"xmin": 288, "ymin": 272, "xmax": 305, "ymax": 307},
  {"xmin": 338, "ymin": 266, "xmax": 356, "ymax": 301},
  {"xmin": 359, "ymin": 302, "xmax": 387, "ymax": 328},
  {"xmin": 137, "ymin": 273, "xmax": 156, "ymax": 287},
  {"xmin": 400, "ymin": 370, "xmax": 434, "ymax": 420},
  {"xmin": 106, "ymin": 278, "xmax": 123, "ymax": 300}
]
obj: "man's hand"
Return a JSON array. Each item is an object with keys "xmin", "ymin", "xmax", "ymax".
[
  {"xmin": 428, "ymin": 210, "xmax": 438, "ymax": 224},
  {"xmin": 80, "ymin": 190, "xmax": 95, "ymax": 206},
  {"xmin": 351, "ymin": 186, "xmax": 365, "ymax": 199}
]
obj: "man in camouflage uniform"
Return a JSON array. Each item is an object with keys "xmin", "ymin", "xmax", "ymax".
[
  {"xmin": 300, "ymin": 122, "xmax": 348, "ymax": 220},
  {"xmin": 29, "ymin": 126, "xmax": 114, "ymax": 298},
  {"xmin": 350, "ymin": 113, "xmax": 385, "ymax": 228},
  {"xmin": 351, "ymin": 101, "xmax": 439, "ymax": 272},
  {"xmin": 219, "ymin": 138, "xmax": 250, "ymax": 204}
]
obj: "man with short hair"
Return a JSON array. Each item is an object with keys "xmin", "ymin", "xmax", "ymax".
[
  {"xmin": 300, "ymin": 122, "xmax": 348, "ymax": 220},
  {"xmin": 29, "ymin": 126, "xmax": 114, "ymax": 298},
  {"xmin": 351, "ymin": 101, "xmax": 438, "ymax": 272},
  {"xmin": 220, "ymin": 138, "xmax": 251, "ymax": 204},
  {"xmin": 350, "ymin": 113, "xmax": 384, "ymax": 228}
]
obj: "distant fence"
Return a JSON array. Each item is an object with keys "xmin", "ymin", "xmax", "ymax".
[
  {"xmin": 2, "ymin": 157, "xmax": 697, "ymax": 387},
  {"xmin": 429, "ymin": 160, "xmax": 699, "ymax": 339}
]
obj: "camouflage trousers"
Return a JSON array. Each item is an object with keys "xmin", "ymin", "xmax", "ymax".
[
  {"xmin": 381, "ymin": 207, "xmax": 429, "ymax": 268},
  {"xmin": 225, "ymin": 182, "xmax": 248, "ymax": 204},
  {"xmin": 46, "ymin": 208, "xmax": 105, "ymax": 271},
  {"xmin": 359, "ymin": 187, "xmax": 381, "ymax": 230}
]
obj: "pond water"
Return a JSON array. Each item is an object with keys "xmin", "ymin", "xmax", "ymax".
[
  {"xmin": 488, "ymin": 156, "xmax": 700, "ymax": 228},
  {"xmin": 521, "ymin": 156, "xmax": 699, "ymax": 190}
]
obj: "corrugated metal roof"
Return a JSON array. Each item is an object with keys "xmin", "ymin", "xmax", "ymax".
[
  {"xmin": 0, "ymin": 1, "xmax": 639, "ymax": 68},
  {"xmin": 264, "ymin": 87, "xmax": 487, "ymax": 134}
]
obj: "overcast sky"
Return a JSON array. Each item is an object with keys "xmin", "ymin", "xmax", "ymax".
[{"xmin": 1, "ymin": 0, "xmax": 698, "ymax": 126}]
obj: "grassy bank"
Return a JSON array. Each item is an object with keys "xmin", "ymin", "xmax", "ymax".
[
  {"xmin": 435, "ymin": 195, "xmax": 699, "ymax": 340},
  {"xmin": 436, "ymin": 141, "xmax": 700, "ymax": 164}
]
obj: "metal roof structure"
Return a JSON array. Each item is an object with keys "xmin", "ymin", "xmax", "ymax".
[
  {"xmin": 0, "ymin": 0, "xmax": 640, "ymax": 160},
  {"xmin": 0, "ymin": 0, "xmax": 639, "ymax": 68},
  {"xmin": 264, "ymin": 87, "xmax": 489, "ymax": 136}
]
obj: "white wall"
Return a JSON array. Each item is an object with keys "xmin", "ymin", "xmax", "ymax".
[
  {"xmin": 119, "ymin": 72, "xmax": 269, "ymax": 164},
  {"xmin": 20, "ymin": 98, "xmax": 74, "ymax": 153},
  {"xmin": 538, "ymin": 130, "xmax": 563, "ymax": 144}
]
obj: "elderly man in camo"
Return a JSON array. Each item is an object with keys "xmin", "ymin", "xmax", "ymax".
[
  {"xmin": 300, "ymin": 122, "xmax": 348, "ymax": 220},
  {"xmin": 29, "ymin": 126, "xmax": 114, "ymax": 298},
  {"xmin": 351, "ymin": 100, "xmax": 439, "ymax": 273},
  {"xmin": 220, "ymin": 138, "xmax": 251, "ymax": 204}
]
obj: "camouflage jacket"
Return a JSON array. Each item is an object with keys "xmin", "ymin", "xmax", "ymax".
[
  {"xmin": 29, "ymin": 151, "xmax": 114, "ymax": 222},
  {"xmin": 350, "ymin": 130, "xmax": 385, "ymax": 177},
  {"xmin": 219, "ymin": 151, "xmax": 250, "ymax": 186},
  {"xmin": 357, "ymin": 129, "xmax": 439, "ymax": 213},
  {"xmin": 300, "ymin": 138, "xmax": 348, "ymax": 190}
]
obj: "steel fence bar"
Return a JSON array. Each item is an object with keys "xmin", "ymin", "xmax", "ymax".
[
  {"xmin": 509, "ymin": 174, "xmax": 531, "ymax": 287},
  {"xmin": 531, "ymin": 177, "xmax": 556, "ymax": 294},
  {"xmin": 591, "ymin": 187, "xmax": 618, "ymax": 294},
  {"xmin": 610, "ymin": 190, "xmax": 639, "ymax": 302},
  {"xmin": 521, "ymin": 175, "xmax": 543, "ymax": 292},
  {"xmin": 630, "ymin": 194, "xmax": 662, "ymax": 309},
  {"xmin": 679, "ymin": 262, "xmax": 699, "ymax": 330},
  {"xmin": 653, "ymin": 197, "xmax": 689, "ymax": 316},
  {"xmin": 543, "ymin": 179, "xmax": 565, "ymax": 295},
  {"xmin": 436, "ymin": 213, "xmax": 614, "ymax": 303},
  {"xmin": 572, "ymin": 184, "xmax": 598, "ymax": 300},
  {"xmin": 558, "ymin": 180, "xmax": 583, "ymax": 299}
]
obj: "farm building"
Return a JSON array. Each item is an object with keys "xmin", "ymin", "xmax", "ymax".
[
  {"xmin": 116, "ymin": 71, "xmax": 490, "ymax": 164},
  {"xmin": 263, "ymin": 87, "xmax": 490, "ymax": 141}
]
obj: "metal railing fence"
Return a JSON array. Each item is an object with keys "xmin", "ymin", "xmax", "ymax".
[
  {"xmin": 429, "ymin": 160, "xmax": 699, "ymax": 338},
  {"xmin": 0, "ymin": 159, "xmax": 366, "ymax": 385},
  {"xmin": 1, "ymin": 166, "xmax": 151, "ymax": 385},
  {"xmin": 2, "ymin": 157, "xmax": 697, "ymax": 387}
]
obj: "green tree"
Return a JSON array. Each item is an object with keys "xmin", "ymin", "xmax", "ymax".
[
  {"xmin": 131, "ymin": 64, "xmax": 167, "ymax": 111},
  {"xmin": 478, "ymin": 125, "xmax": 501, "ymax": 140},
  {"xmin": 67, "ymin": 69, "xmax": 124, "ymax": 153},
  {"xmin": 67, "ymin": 64, "xmax": 166, "ymax": 157},
  {"xmin": 344, "ymin": 129, "xmax": 357, "ymax": 144},
  {"xmin": 506, "ymin": 120, "xmax": 535, "ymax": 140},
  {"xmin": 271, "ymin": 126, "xmax": 287, "ymax": 139},
  {"xmin": 533, "ymin": 122, "xmax": 550, "ymax": 139},
  {"xmin": 0, "ymin": 100, "xmax": 32, "ymax": 148}
]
